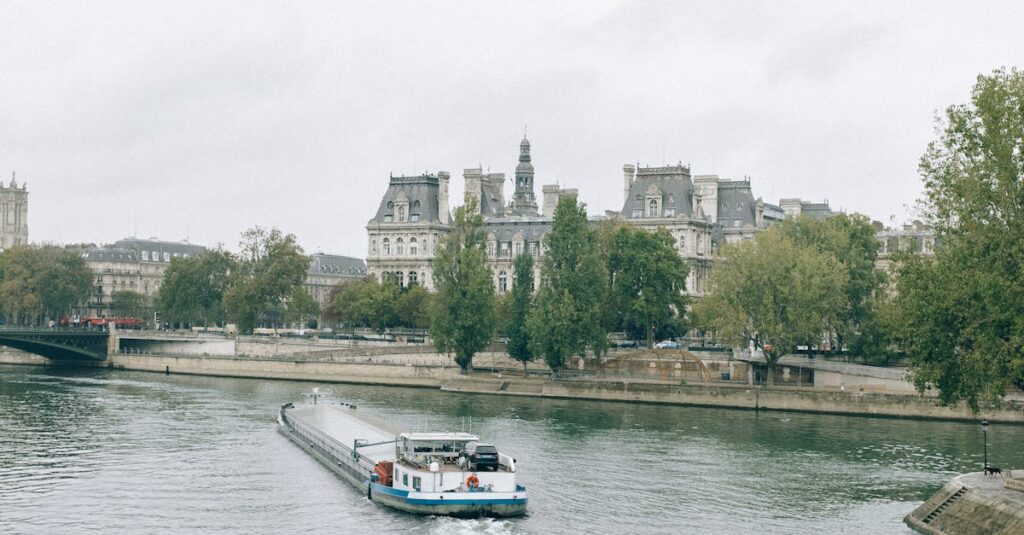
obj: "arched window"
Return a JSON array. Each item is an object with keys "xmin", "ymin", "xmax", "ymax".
[
  {"xmin": 409, "ymin": 237, "xmax": 418, "ymax": 256},
  {"xmin": 398, "ymin": 205, "xmax": 406, "ymax": 222},
  {"xmin": 396, "ymin": 237, "xmax": 404, "ymax": 255},
  {"xmin": 408, "ymin": 271, "xmax": 418, "ymax": 286},
  {"xmin": 498, "ymin": 271, "xmax": 508, "ymax": 293},
  {"xmin": 396, "ymin": 271, "xmax": 405, "ymax": 287},
  {"xmin": 648, "ymin": 199, "xmax": 659, "ymax": 217},
  {"xmin": 413, "ymin": 200, "xmax": 421, "ymax": 209},
  {"xmin": 383, "ymin": 238, "xmax": 390, "ymax": 255}
]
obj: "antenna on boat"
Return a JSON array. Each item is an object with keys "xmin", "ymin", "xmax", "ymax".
[{"xmin": 312, "ymin": 387, "xmax": 320, "ymax": 405}]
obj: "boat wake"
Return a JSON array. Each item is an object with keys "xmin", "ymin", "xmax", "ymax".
[{"xmin": 423, "ymin": 517, "xmax": 517, "ymax": 535}]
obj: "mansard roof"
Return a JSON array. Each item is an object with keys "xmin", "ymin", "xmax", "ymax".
[
  {"xmin": 370, "ymin": 174, "xmax": 446, "ymax": 225},
  {"xmin": 113, "ymin": 237, "xmax": 207, "ymax": 260},
  {"xmin": 308, "ymin": 253, "xmax": 366, "ymax": 276},
  {"xmin": 484, "ymin": 216, "xmax": 552, "ymax": 242},
  {"xmin": 81, "ymin": 247, "xmax": 137, "ymax": 263},
  {"xmin": 716, "ymin": 180, "xmax": 758, "ymax": 229},
  {"xmin": 621, "ymin": 165, "xmax": 695, "ymax": 218}
]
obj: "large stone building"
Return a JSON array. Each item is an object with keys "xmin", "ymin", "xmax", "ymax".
[
  {"xmin": 306, "ymin": 253, "xmax": 367, "ymax": 309},
  {"xmin": 79, "ymin": 238, "xmax": 208, "ymax": 317},
  {"xmin": 80, "ymin": 237, "xmax": 365, "ymax": 319},
  {"xmin": 0, "ymin": 172, "xmax": 29, "ymax": 251},
  {"xmin": 365, "ymin": 136, "xmax": 840, "ymax": 299},
  {"xmin": 366, "ymin": 137, "xmax": 575, "ymax": 293}
]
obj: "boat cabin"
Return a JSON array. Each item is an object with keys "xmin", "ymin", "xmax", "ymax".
[{"xmin": 387, "ymin": 431, "xmax": 519, "ymax": 494}]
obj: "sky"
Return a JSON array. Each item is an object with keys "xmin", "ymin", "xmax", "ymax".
[{"xmin": 2, "ymin": 1, "xmax": 1022, "ymax": 258}]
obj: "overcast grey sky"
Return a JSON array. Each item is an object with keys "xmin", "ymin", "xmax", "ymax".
[{"xmin": 2, "ymin": 1, "xmax": 1021, "ymax": 258}]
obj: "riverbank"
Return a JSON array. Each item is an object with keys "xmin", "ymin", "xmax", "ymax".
[
  {"xmin": 2, "ymin": 350, "xmax": 1022, "ymax": 423},
  {"xmin": 905, "ymin": 471, "xmax": 1024, "ymax": 534}
]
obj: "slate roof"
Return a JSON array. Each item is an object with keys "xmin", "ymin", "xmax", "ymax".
[
  {"xmin": 484, "ymin": 216, "xmax": 552, "ymax": 242},
  {"xmin": 113, "ymin": 237, "xmax": 207, "ymax": 262},
  {"xmin": 620, "ymin": 165, "xmax": 695, "ymax": 218},
  {"xmin": 717, "ymin": 181, "xmax": 758, "ymax": 229},
  {"xmin": 309, "ymin": 253, "xmax": 367, "ymax": 276},
  {"xmin": 81, "ymin": 247, "xmax": 137, "ymax": 263},
  {"xmin": 369, "ymin": 174, "xmax": 446, "ymax": 225}
]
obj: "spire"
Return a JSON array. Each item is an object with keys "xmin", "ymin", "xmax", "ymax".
[{"xmin": 513, "ymin": 133, "xmax": 537, "ymax": 216}]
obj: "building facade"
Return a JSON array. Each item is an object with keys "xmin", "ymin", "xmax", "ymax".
[
  {"xmin": 0, "ymin": 173, "xmax": 28, "ymax": 251},
  {"xmin": 306, "ymin": 253, "xmax": 367, "ymax": 309},
  {"xmin": 365, "ymin": 136, "xmax": 843, "ymax": 299}
]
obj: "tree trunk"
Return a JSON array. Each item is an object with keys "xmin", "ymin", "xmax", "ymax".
[{"xmin": 522, "ymin": 361, "xmax": 528, "ymax": 378}]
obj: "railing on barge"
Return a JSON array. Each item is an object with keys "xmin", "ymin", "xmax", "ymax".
[{"xmin": 280, "ymin": 406, "xmax": 380, "ymax": 481}]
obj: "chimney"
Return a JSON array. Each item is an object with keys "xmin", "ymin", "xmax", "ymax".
[
  {"xmin": 437, "ymin": 171, "xmax": 450, "ymax": 224},
  {"xmin": 623, "ymin": 164, "xmax": 635, "ymax": 205},
  {"xmin": 542, "ymin": 184, "xmax": 560, "ymax": 216},
  {"xmin": 463, "ymin": 168, "xmax": 482, "ymax": 214}
]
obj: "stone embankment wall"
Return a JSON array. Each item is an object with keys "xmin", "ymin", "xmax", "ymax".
[
  {"xmin": 3, "ymin": 348, "xmax": 1022, "ymax": 422},
  {"xmin": 905, "ymin": 472, "xmax": 1024, "ymax": 534},
  {"xmin": 441, "ymin": 376, "xmax": 1024, "ymax": 423}
]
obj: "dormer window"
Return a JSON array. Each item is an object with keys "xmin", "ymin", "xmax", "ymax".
[
  {"xmin": 648, "ymin": 198, "xmax": 660, "ymax": 217},
  {"xmin": 397, "ymin": 205, "xmax": 407, "ymax": 222}
]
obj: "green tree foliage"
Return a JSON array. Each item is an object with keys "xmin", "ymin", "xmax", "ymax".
[
  {"xmin": 607, "ymin": 226, "xmax": 690, "ymax": 347},
  {"xmin": 528, "ymin": 196, "xmax": 608, "ymax": 372},
  {"xmin": 506, "ymin": 253, "xmax": 535, "ymax": 376},
  {"xmin": 324, "ymin": 276, "xmax": 431, "ymax": 332},
  {"xmin": 891, "ymin": 68, "xmax": 1024, "ymax": 408},
  {"xmin": 157, "ymin": 249, "xmax": 236, "ymax": 327},
  {"xmin": 694, "ymin": 228, "xmax": 846, "ymax": 385},
  {"xmin": 110, "ymin": 290, "xmax": 150, "ymax": 319},
  {"xmin": 431, "ymin": 198, "xmax": 496, "ymax": 374},
  {"xmin": 283, "ymin": 288, "xmax": 319, "ymax": 327},
  {"xmin": 778, "ymin": 213, "xmax": 886, "ymax": 354},
  {"xmin": 223, "ymin": 227, "xmax": 309, "ymax": 333},
  {"xmin": 0, "ymin": 245, "xmax": 92, "ymax": 325}
]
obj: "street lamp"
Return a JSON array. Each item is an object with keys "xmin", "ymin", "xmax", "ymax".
[{"xmin": 981, "ymin": 420, "xmax": 989, "ymax": 471}]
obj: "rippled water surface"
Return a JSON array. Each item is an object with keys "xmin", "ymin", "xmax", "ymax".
[{"xmin": 2, "ymin": 364, "xmax": 1022, "ymax": 534}]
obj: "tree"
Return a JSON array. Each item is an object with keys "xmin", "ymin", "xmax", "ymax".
[
  {"xmin": 223, "ymin": 227, "xmax": 309, "ymax": 333},
  {"xmin": 694, "ymin": 228, "xmax": 846, "ymax": 385},
  {"xmin": 157, "ymin": 249, "xmax": 236, "ymax": 327},
  {"xmin": 779, "ymin": 213, "xmax": 885, "ymax": 353},
  {"xmin": 432, "ymin": 198, "xmax": 496, "ymax": 374},
  {"xmin": 110, "ymin": 291, "xmax": 150, "ymax": 319},
  {"xmin": 607, "ymin": 226, "xmax": 690, "ymax": 347},
  {"xmin": 891, "ymin": 68, "xmax": 1024, "ymax": 409},
  {"xmin": 0, "ymin": 245, "xmax": 92, "ymax": 325},
  {"xmin": 396, "ymin": 284, "xmax": 433, "ymax": 330},
  {"xmin": 284, "ymin": 287, "xmax": 319, "ymax": 327},
  {"xmin": 528, "ymin": 196, "xmax": 607, "ymax": 372},
  {"xmin": 506, "ymin": 253, "xmax": 535, "ymax": 376}
]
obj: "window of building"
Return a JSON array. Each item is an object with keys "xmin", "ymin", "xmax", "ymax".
[
  {"xmin": 371, "ymin": 239, "xmax": 377, "ymax": 254},
  {"xmin": 410, "ymin": 214, "xmax": 419, "ymax": 222},
  {"xmin": 387, "ymin": 201, "xmax": 394, "ymax": 209},
  {"xmin": 531, "ymin": 242, "xmax": 540, "ymax": 256},
  {"xmin": 408, "ymin": 271, "xmax": 418, "ymax": 286},
  {"xmin": 413, "ymin": 200, "xmax": 421, "ymax": 209},
  {"xmin": 142, "ymin": 251, "xmax": 149, "ymax": 261},
  {"xmin": 498, "ymin": 271, "xmax": 508, "ymax": 294},
  {"xmin": 635, "ymin": 194, "xmax": 642, "ymax": 201},
  {"xmin": 514, "ymin": 242, "xmax": 522, "ymax": 256},
  {"xmin": 679, "ymin": 234, "xmax": 685, "ymax": 249},
  {"xmin": 665, "ymin": 209, "xmax": 675, "ymax": 217},
  {"xmin": 648, "ymin": 198, "xmax": 659, "ymax": 217},
  {"xmin": 383, "ymin": 238, "xmax": 390, "ymax": 255},
  {"xmin": 398, "ymin": 205, "xmax": 406, "ymax": 222},
  {"xmin": 409, "ymin": 237, "xmax": 417, "ymax": 256},
  {"xmin": 383, "ymin": 215, "xmax": 393, "ymax": 223},
  {"xmin": 632, "ymin": 209, "xmax": 642, "ymax": 218},
  {"xmin": 163, "ymin": 252, "xmax": 170, "ymax": 262},
  {"xmin": 487, "ymin": 241, "xmax": 495, "ymax": 257},
  {"xmin": 668, "ymin": 193, "xmax": 675, "ymax": 204},
  {"xmin": 396, "ymin": 237, "xmax": 404, "ymax": 255},
  {"xmin": 500, "ymin": 242, "xmax": 510, "ymax": 257},
  {"xmin": 396, "ymin": 271, "xmax": 405, "ymax": 287}
]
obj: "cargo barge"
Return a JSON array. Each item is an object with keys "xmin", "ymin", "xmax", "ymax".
[{"xmin": 277, "ymin": 399, "xmax": 528, "ymax": 517}]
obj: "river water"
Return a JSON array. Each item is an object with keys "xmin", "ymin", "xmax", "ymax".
[{"xmin": 2, "ymin": 364, "xmax": 1022, "ymax": 534}]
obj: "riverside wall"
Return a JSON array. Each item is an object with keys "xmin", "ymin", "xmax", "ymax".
[
  {"xmin": 2, "ymin": 349, "xmax": 1022, "ymax": 423},
  {"xmin": 440, "ymin": 376, "xmax": 1024, "ymax": 423}
]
